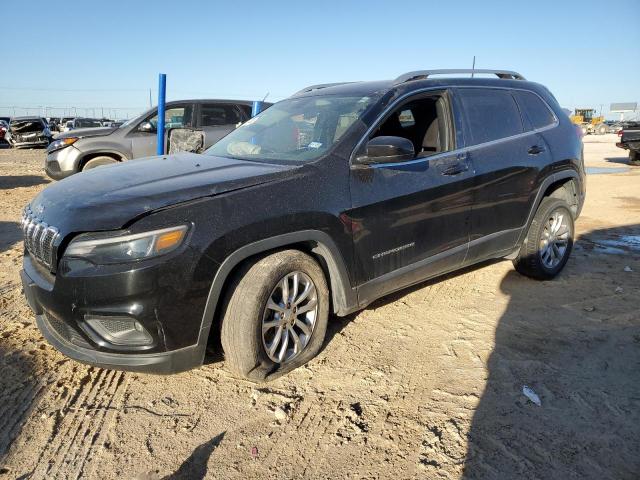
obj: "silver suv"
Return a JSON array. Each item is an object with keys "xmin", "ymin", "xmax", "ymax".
[{"xmin": 45, "ymin": 99, "xmax": 268, "ymax": 180}]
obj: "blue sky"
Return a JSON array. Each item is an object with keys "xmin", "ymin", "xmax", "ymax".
[{"xmin": 2, "ymin": 0, "xmax": 639, "ymax": 119}]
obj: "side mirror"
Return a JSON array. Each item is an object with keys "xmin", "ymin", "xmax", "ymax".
[
  {"xmin": 138, "ymin": 121, "xmax": 155, "ymax": 133},
  {"xmin": 360, "ymin": 136, "xmax": 415, "ymax": 165}
]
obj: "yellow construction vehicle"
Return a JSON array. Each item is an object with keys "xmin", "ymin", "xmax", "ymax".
[{"xmin": 570, "ymin": 108, "xmax": 608, "ymax": 135}]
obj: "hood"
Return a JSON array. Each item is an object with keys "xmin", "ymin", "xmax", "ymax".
[
  {"xmin": 56, "ymin": 126, "xmax": 117, "ymax": 139},
  {"xmin": 30, "ymin": 153, "xmax": 297, "ymax": 233}
]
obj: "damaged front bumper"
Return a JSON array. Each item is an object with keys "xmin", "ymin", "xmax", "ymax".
[{"xmin": 10, "ymin": 139, "xmax": 50, "ymax": 148}]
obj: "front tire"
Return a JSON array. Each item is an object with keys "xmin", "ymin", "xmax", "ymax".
[
  {"xmin": 220, "ymin": 250, "xmax": 329, "ymax": 382},
  {"xmin": 82, "ymin": 156, "xmax": 118, "ymax": 171},
  {"xmin": 513, "ymin": 198, "xmax": 574, "ymax": 280}
]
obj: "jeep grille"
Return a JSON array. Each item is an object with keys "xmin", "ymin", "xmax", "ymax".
[{"xmin": 21, "ymin": 206, "xmax": 59, "ymax": 269}]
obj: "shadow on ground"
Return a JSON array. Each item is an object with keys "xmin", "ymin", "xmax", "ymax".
[
  {"xmin": 0, "ymin": 221, "xmax": 22, "ymax": 254},
  {"xmin": 162, "ymin": 432, "xmax": 225, "ymax": 480},
  {"xmin": 605, "ymin": 156, "xmax": 635, "ymax": 166},
  {"xmin": 0, "ymin": 339, "xmax": 40, "ymax": 467},
  {"xmin": 0, "ymin": 175, "xmax": 49, "ymax": 190},
  {"xmin": 462, "ymin": 224, "xmax": 640, "ymax": 479}
]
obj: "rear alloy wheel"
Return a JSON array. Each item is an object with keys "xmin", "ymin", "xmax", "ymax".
[
  {"xmin": 513, "ymin": 197, "xmax": 574, "ymax": 280},
  {"xmin": 539, "ymin": 211, "xmax": 571, "ymax": 270},
  {"xmin": 220, "ymin": 250, "xmax": 329, "ymax": 382},
  {"xmin": 82, "ymin": 156, "xmax": 119, "ymax": 171}
]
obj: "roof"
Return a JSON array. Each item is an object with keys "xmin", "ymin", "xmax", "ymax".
[
  {"xmin": 291, "ymin": 69, "xmax": 536, "ymax": 99},
  {"xmin": 164, "ymin": 99, "xmax": 273, "ymax": 107},
  {"xmin": 293, "ymin": 77, "xmax": 540, "ymax": 99}
]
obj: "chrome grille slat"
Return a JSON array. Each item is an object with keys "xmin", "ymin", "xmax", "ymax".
[
  {"xmin": 33, "ymin": 223, "xmax": 43, "ymax": 259},
  {"xmin": 21, "ymin": 206, "xmax": 60, "ymax": 270}
]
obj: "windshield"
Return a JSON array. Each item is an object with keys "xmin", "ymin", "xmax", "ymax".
[
  {"xmin": 205, "ymin": 95, "xmax": 376, "ymax": 163},
  {"xmin": 119, "ymin": 117, "xmax": 138, "ymax": 128}
]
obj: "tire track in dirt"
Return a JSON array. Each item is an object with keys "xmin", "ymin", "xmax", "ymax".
[
  {"xmin": 30, "ymin": 368, "xmax": 128, "ymax": 480},
  {"xmin": 0, "ymin": 373, "xmax": 52, "ymax": 460}
]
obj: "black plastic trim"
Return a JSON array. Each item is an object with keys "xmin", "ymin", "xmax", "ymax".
[
  {"xmin": 36, "ymin": 313, "xmax": 200, "ymax": 374},
  {"xmin": 195, "ymin": 230, "xmax": 357, "ymax": 367},
  {"xmin": 515, "ymin": 169, "xmax": 583, "ymax": 247}
]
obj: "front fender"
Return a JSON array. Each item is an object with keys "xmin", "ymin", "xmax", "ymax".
[{"xmin": 194, "ymin": 230, "xmax": 357, "ymax": 365}]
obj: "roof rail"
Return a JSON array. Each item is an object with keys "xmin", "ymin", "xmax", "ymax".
[
  {"xmin": 293, "ymin": 82, "xmax": 356, "ymax": 96},
  {"xmin": 393, "ymin": 69, "xmax": 526, "ymax": 85}
]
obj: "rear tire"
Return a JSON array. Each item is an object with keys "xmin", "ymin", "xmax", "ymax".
[
  {"xmin": 82, "ymin": 156, "xmax": 118, "ymax": 171},
  {"xmin": 513, "ymin": 198, "xmax": 574, "ymax": 280},
  {"xmin": 630, "ymin": 150, "xmax": 640, "ymax": 166},
  {"xmin": 220, "ymin": 250, "xmax": 329, "ymax": 382},
  {"xmin": 596, "ymin": 123, "xmax": 608, "ymax": 135}
]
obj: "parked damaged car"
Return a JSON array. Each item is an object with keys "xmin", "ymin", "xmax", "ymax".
[
  {"xmin": 6, "ymin": 117, "xmax": 52, "ymax": 148},
  {"xmin": 0, "ymin": 120, "xmax": 8, "ymax": 142}
]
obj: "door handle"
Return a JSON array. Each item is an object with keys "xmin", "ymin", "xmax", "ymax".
[
  {"xmin": 440, "ymin": 153, "xmax": 469, "ymax": 176},
  {"xmin": 441, "ymin": 161, "xmax": 469, "ymax": 176},
  {"xmin": 528, "ymin": 145, "xmax": 545, "ymax": 155}
]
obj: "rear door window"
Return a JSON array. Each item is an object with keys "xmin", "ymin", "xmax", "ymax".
[
  {"xmin": 512, "ymin": 90, "xmax": 556, "ymax": 130},
  {"xmin": 200, "ymin": 104, "xmax": 242, "ymax": 127},
  {"xmin": 457, "ymin": 89, "xmax": 523, "ymax": 146}
]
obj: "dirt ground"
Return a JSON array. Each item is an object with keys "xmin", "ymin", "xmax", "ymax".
[{"xmin": 0, "ymin": 135, "xmax": 638, "ymax": 480}]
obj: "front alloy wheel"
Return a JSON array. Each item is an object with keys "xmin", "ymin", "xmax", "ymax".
[
  {"xmin": 220, "ymin": 250, "xmax": 329, "ymax": 382},
  {"xmin": 262, "ymin": 272, "xmax": 318, "ymax": 363}
]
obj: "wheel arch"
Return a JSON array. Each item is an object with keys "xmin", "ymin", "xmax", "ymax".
[
  {"xmin": 514, "ymin": 169, "xmax": 583, "ymax": 250},
  {"xmin": 543, "ymin": 175, "xmax": 580, "ymax": 218},
  {"xmin": 78, "ymin": 150, "xmax": 128, "ymax": 170},
  {"xmin": 196, "ymin": 230, "xmax": 357, "ymax": 359}
]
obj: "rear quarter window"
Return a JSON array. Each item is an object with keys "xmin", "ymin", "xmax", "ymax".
[
  {"xmin": 512, "ymin": 90, "xmax": 556, "ymax": 130},
  {"xmin": 457, "ymin": 89, "xmax": 523, "ymax": 146}
]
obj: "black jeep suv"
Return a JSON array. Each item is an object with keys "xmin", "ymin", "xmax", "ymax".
[{"xmin": 21, "ymin": 69, "xmax": 585, "ymax": 381}]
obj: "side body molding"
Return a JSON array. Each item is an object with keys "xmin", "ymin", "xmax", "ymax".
[{"xmin": 195, "ymin": 230, "xmax": 357, "ymax": 364}]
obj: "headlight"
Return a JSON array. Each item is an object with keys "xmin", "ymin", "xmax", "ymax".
[
  {"xmin": 64, "ymin": 225, "xmax": 188, "ymax": 264},
  {"xmin": 47, "ymin": 137, "xmax": 78, "ymax": 153}
]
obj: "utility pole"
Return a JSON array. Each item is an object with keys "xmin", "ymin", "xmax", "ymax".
[
  {"xmin": 149, "ymin": 89, "xmax": 153, "ymax": 108},
  {"xmin": 471, "ymin": 56, "xmax": 476, "ymax": 78}
]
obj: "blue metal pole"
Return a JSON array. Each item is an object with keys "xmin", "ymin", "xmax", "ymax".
[
  {"xmin": 156, "ymin": 73, "xmax": 166, "ymax": 155},
  {"xmin": 251, "ymin": 100, "xmax": 263, "ymax": 117}
]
